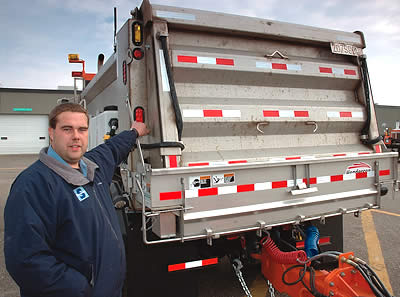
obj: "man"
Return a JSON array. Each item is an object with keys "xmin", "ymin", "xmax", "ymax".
[{"xmin": 4, "ymin": 103, "xmax": 149, "ymax": 297}]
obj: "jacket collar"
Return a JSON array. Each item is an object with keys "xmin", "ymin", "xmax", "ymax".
[{"xmin": 39, "ymin": 147, "xmax": 99, "ymax": 186}]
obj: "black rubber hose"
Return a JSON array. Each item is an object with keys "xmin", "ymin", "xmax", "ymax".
[
  {"xmin": 159, "ymin": 35, "xmax": 183, "ymax": 141},
  {"xmin": 361, "ymin": 263, "xmax": 393, "ymax": 297},
  {"xmin": 356, "ymin": 264, "xmax": 385, "ymax": 297}
]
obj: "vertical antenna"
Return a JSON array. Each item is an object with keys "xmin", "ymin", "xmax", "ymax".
[{"xmin": 113, "ymin": 7, "xmax": 117, "ymax": 52}]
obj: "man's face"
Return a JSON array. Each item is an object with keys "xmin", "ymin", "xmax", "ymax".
[{"xmin": 48, "ymin": 111, "xmax": 89, "ymax": 168}]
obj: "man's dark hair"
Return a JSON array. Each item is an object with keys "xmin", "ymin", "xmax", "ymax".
[{"xmin": 49, "ymin": 103, "xmax": 89, "ymax": 129}]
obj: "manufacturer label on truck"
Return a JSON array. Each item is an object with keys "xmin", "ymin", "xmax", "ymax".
[
  {"xmin": 330, "ymin": 42, "xmax": 363, "ymax": 56},
  {"xmin": 345, "ymin": 162, "xmax": 372, "ymax": 174}
]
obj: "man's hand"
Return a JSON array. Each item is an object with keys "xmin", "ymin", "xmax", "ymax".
[{"xmin": 131, "ymin": 122, "xmax": 150, "ymax": 137}]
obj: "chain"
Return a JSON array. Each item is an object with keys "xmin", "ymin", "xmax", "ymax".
[
  {"xmin": 266, "ymin": 279, "xmax": 275, "ymax": 297},
  {"xmin": 232, "ymin": 259, "xmax": 253, "ymax": 297}
]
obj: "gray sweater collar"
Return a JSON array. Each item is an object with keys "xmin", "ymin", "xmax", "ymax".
[{"xmin": 39, "ymin": 147, "xmax": 99, "ymax": 186}]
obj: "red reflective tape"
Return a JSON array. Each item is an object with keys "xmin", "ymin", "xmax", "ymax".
[
  {"xmin": 333, "ymin": 154, "xmax": 346, "ymax": 157},
  {"xmin": 340, "ymin": 112, "xmax": 352, "ymax": 117},
  {"xmin": 331, "ymin": 175, "xmax": 343, "ymax": 182},
  {"xmin": 237, "ymin": 184, "xmax": 255, "ymax": 192},
  {"xmin": 358, "ymin": 152, "xmax": 371, "ymax": 155},
  {"xmin": 303, "ymin": 178, "xmax": 308, "ymax": 184},
  {"xmin": 177, "ymin": 55, "xmax": 197, "ymax": 63},
  {"xmin": 203, "ymin": 110, "xmax": 223, "ymax": 117},
  {"xmin": 263, "ymin": 110, "xmax": 280, "ymax": 117},
  {"xmin": 319, "ymin": 67, "xmax": 333, "ymax": 73},
  {"xmin": 272, "ymin": 180, "xmax": 287, "ymax": 188},
  {"xmin": 202, "ymin": 258, "xmax": 218, "ymax": 266},
  {"xmin": 286, "ymin": 157, "xmax": 301, "ymax": 160},
  {"xmin": 309, "ymin": 177, "xmax": 317, "ymax": 184},
  {"xmin": 319, "ymin": 237, "xmax": 331, "ymax": 245},
  {"xmin": 160, "ymin": 191, "xmax": 182, "ymax": 201},
  {"xmin": 216, "ymin": 58, "xmax": 234, "ymax": 66},
  {"xmin": 379, "ymin": 170, "xmax": 390, "ymax": 176},
  {"xmin": 188, "ymin": 162, "xmax": 210, "ymax": 167},
  {"xmin": 199, "ymin": 187, "xmax": 218, "ymax": 197},
  {"xmin": 169, "ymin": 156, "xmax": 178, "ymax": 168},
  {"xmin": 375, "ymin": 145, "xmax": 382, "ymax": 153},
  {"xmin": 168, "ymin": 263, "xmax": 186, "ymax": 272},
  {"xmin": 272, "ymin": 63, "xmax": 287, "ymax": 70},
  {"xmin": 228, "ymin": 160, "xmax": 247, "ymax": 164},
  {"xmin": 356, "ymin": 172, "xmax": 368, "ymax": 179},
  {"xmin": 294, "ymin": 111, "xmax": 309, "ymax": 117},
  {"xmin": 344, "ymin": 69, "xmax": 356, "ymax": 75}
]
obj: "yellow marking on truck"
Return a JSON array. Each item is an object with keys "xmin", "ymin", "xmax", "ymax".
[
  {"xmin": 361, "ymin": 210, "xmax": 393, "ymax": 295},
  {"xmin": 371, "ymin": 209, "xmax": 400, "ymax": 217}
]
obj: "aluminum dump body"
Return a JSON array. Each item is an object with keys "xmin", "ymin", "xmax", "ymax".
[{"xmin": 82, "ymin": 0, "xmax": 398, "ymax": 241}]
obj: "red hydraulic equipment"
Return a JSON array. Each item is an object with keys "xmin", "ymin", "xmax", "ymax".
[{"xmin": 250, "ymin": 235, "xmax": 390, "ymax": 297}]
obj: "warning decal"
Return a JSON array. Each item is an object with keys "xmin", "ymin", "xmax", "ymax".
[
  {"xmin": 189, "ymin": 175, "xmax": 211, "ymax": 190},
  {"xmin": 213, "ymin": 173, "xmax": 235, "ymax": 186}
]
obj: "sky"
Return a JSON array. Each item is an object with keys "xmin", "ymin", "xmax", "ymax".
[{"xmin": 1, "ymin": 0, "xmax": 399, "ymax": 105}]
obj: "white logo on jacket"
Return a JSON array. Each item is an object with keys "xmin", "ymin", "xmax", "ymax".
[{"xmin": 73, "ymin": 186, "xmax": 90, "ymax": 201}]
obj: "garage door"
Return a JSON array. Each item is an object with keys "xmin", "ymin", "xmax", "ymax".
[{"xmin": 0, "ymin": 115, "xmax": 49, "ymax": 154}]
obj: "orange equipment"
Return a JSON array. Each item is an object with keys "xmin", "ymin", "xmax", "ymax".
[
  {"xmin": 252, "ymin": 236, "xmax": 389, "ymax": 297},
  {"xmin": 68, "ymin": 54, "xmax": 95, "ymax": 82}
]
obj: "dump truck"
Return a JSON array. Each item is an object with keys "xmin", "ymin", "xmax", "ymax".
[{"xmin": 75, "ymin": 1, "xmax": 398, "ymax": 296}]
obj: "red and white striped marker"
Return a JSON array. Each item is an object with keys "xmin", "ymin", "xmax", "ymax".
[
  {"xmin": 256, "ymin": 61, "xmax": 302, "ymax": 71},
  {"xmin": 327, "ymin": 111, "xmax": 363, "ymax": 118},
  {"xmin": 319, "ymin": 67, "xmax": 357, "ymax": 76},
  {"xmin": 178, "ymin": 55, "xmax": 234, "ymax": 66},
  {"xmin": 168, "ymin": 258, "xmax": 218, "ymax": 272},
  {"xmin": 177, "ymin": 169, "xmax": 390, "ymax": 199},
  {"xmin": 183, "ymin": 109, "xmax": 241, "ymax": 118},
  {"xmin": 263, "ymin": 110, "xmax": 309, "ymax": 118}
]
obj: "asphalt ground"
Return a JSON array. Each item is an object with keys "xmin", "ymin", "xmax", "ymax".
[{"xmin": 0, "ymin": 154, "xmax": 399, "ymax": 297}]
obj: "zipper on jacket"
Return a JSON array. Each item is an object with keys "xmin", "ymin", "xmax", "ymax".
[{"xmin": 92, "ymin": 187, "xmax": 120, "ymax": 243}]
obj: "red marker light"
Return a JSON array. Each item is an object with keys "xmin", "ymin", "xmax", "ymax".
[
  {"xmin": 133, "ymin": 48, "xmax": 144, "ymax": 60},
  {"xmin": 72, "ymin": 71, "xmax": 83, "ymax": 77},
  {"xmin": 134, "ymin": 106, "xmax": 145, "ymax": 123}
]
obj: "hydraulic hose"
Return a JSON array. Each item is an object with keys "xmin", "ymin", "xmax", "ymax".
[
  {"xmin": 159, "ymin": 35, "xmax": 183, "ymax": 141},
  {"xmin": 304, "ymin": 226, "xmax": 319, "ymax": 258},
  {"xmin": 261, "ymin": 236, "xmax": 307, "ymax": 264}
]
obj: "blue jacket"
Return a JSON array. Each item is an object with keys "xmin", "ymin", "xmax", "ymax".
[{"xmin": 4, "ymin": 130, "xmax": 137, "ymax": 297}]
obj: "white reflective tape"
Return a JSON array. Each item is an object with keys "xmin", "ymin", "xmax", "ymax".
[
  {"xmin": 351, "ymin": 112, "xmax": 363, "ymax": 118},
  {"xmin": 222, "ymin": 110, "xmax": 241, "ymax": 117},
  {"xmin": 327, "ymin": 111, "xmax": 340, "ymax": 118},
  {"xmin": 159, "ymin": 50, "xmax": 170, "ymax": 92},
  {"xmin": 182, "ymin": 109, "xmax": 204, "ymax": 118},
  {"xmin": 218, "ymin": 185, "xmax": 237, "ymax": 195},
  {"xmin": 185, "ymin": 260, "xmax": 202, "ymax": 269},
  {"xmin": 333, "ymin": 68, "xmax": 345, "ymax": 75},
  {"xmin": 210, "ymin": 161, "xmax": 229, "ymax": 166},
  {"xmin": 296, "ymin": 178, "xmax": 304, "ymax": 185},
  {"xmin": 279, "ymin": 110, "xmax": 295, "ymax": 117},
  {"xmin": 367, "ymin": 171, "xmax": 375, "ymax": 178},
  {"xmin": 269, "ymin": 158, "xmax": 285, "ymax": 162},
  {"xmin": 317, "ymin": 176, "xmax": 331, "ymax": 184},
  {"xmin": 185, "ymin": 189, "xmax": 198, "ymax": 198},
  {"xmin": 302, "ymin": 156, "xmax": 316, "ymax": 160},
  {"xmin": 287, "ymin": 64, "xmax": 302, "ymax": 71},
  {"xmin": 156, "ymin": 10, "xmax": 196, "ymax": 21},
  {"xmin": 287, "ymin": 180, "xmax": 295, "ymax": 187},
  {"xmin": 343, "ymin": 173, "xmax": 356, "ymax": 181},
  {"xmin": 255, "ymin": 182, "xmax": 272, "ymax": 191},
  {"xmin": 256, "ymin": 61, "xmax": 272, "ymax": 69},
  {"xmin": 197, "ymin": 57, "xmax": 216, "ymax": 64}
]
